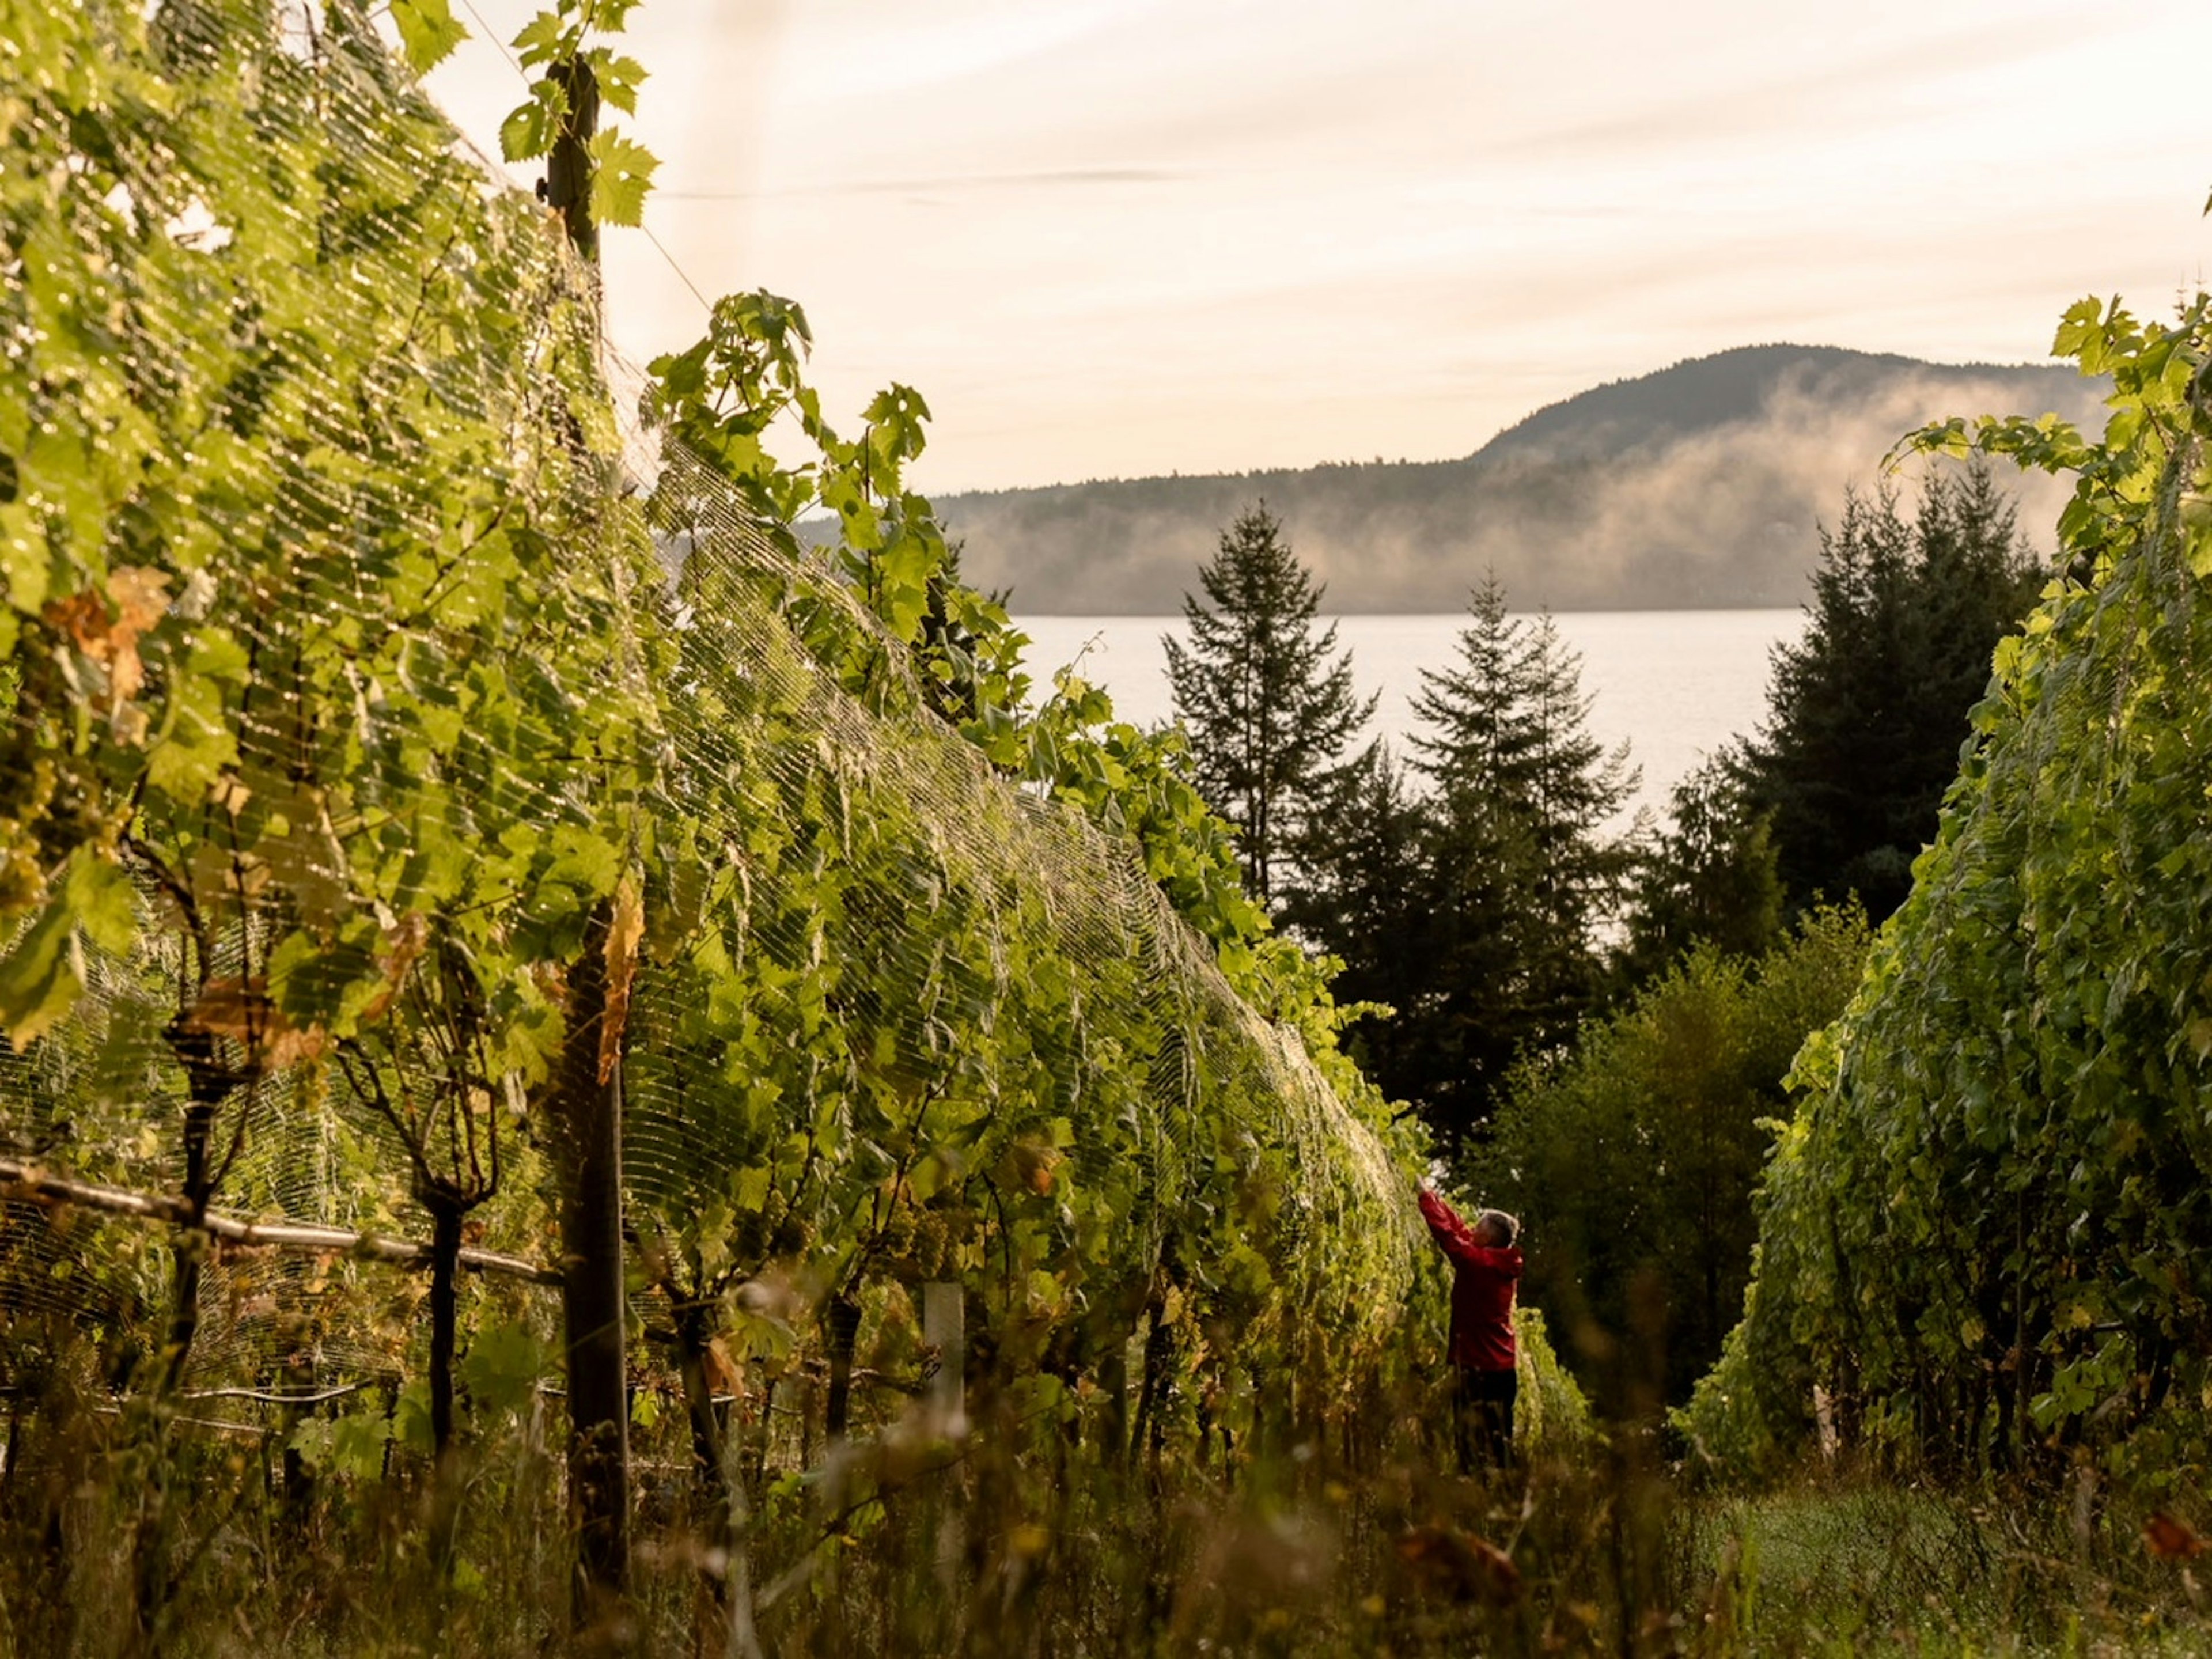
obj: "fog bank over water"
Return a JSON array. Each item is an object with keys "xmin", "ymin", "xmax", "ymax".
[
  {"xmin": 1022, "ymin": 611, "xmax": 1808, "ymax": 832},
  {"xmin": 946, "ymin": 346, "xmax": 2104, "ymax": 614}
]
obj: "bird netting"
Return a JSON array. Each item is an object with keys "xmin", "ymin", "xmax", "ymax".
[{"xmin": 0, "ymin": 0, "xmax": 1421, "ymax": 1490}]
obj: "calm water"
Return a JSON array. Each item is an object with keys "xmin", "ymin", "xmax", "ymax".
[{"xmin": 1017, "ymin": 612, "xmax": 1806, "ymax": 830}]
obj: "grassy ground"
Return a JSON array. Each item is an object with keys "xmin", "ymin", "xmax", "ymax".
[
  {"xmin": 3, "ymin": 1387, "xmax": 2209, "ymax": 1655},
  {"xmin": 1678, "ymin": 1469, "xmax": 2212, "ymax": 1656}
]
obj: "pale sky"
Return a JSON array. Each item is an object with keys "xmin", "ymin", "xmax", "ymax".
[{"xmin": 425, "ymin": 0, "xmax": 2212, "ymax": 494}]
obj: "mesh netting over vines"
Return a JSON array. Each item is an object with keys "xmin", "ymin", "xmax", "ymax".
[
  {"xmin": 1681, "ymin": 293, "xmax": 2212, "ymax": 1483},
  {"xmin": 0, "ymin": 0, "xmax": 1421, "ymax": 1463}
]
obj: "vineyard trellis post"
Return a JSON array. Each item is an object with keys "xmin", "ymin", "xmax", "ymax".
[
  {"xmin": 548, "ymin": 904, "xmax": 633, "ymax": 1634},
  {"xmin": 922, "ymin": 1281, "xmax": 966, "ymax": 1605},
  {"xmin": 921, "ymin": 1281, "xmax": 965, "ymax": 1438},
  {"xmin": 539, "ymin": 44, "xmax": 635, "ymax": 1637}
]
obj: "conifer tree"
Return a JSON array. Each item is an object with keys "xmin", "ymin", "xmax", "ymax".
[
  {"xmin": 1614, "ymin": 753, "xmax": 1783, "ymax": 984},
  {"xmin": 1164, "ymin": 502, "xmax": 1376, "ymax": 905},
  {"xmin": 1291, "ymin": 575, "xmax": 1634, "ymax": 1147},
  {"xmin": 1278, "ymin": 741, "xmax": 1431, "ymax": 1084},
  {"xmin": 1740, "ymin": 460, "xmax": 2040, "ymax": 919},
  {"xmin": 1397, "ymin": 577, "xmax": 1637, "ymax": 1145}
]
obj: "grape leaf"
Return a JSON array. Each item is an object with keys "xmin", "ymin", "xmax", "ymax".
[
  {"xmin": 586, "ymin": 128, "xmax": 658, "ymax": 227},
  {"xmin": 390, "ymin": 0, "xmax": 468, "ymax": 72}
]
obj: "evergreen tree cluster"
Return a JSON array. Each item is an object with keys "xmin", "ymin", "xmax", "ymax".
[
  {"xmin": 1167, "ymin": 461, "xmax": 2044, "ymax": 1171},
  {"xmin": 1169, "ymin": 509, "xmax": 1634, "ymax": 1152},
  {"xmin": 1612, "ymin": 759, "xmax": 1782, "ymax": 987},
  {"xmin": 1735, "ymin": 460, "xmax": 2043, "ymax": 920},
  {"xmin": 1290, "ymin": 581, "xmax": 1637, "ymax": 1150}
]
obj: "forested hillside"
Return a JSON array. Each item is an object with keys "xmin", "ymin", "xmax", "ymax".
[{"xmin": 935, "ymin": 346, "xmax": 2105, "ymax": 612}]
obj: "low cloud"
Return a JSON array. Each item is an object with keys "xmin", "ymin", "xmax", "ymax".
[{"xmin": 938, "ymin": 350, "xmax": 2105, "ymax": 615}]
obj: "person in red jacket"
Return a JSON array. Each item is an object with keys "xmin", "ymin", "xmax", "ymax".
[{"xmin": 1418, "ymin": 1180, "xmax": 1524, "ymax": 1469}]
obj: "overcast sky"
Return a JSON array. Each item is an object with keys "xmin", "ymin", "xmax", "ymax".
[{"xmin": 426, "ymin": 0, "xmax": 2212, "ymax": 494}]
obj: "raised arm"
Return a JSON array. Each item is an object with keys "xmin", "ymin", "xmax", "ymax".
[
  {"xmin": 1419, "ymin": 1186, "xmax": 1522, "ymax": 1277},
  {"xmin": 1418, "ymin": 1186, "xmax": 1484, "ymax": 1265}
]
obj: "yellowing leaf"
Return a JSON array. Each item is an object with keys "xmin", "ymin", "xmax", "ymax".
[
  {"xmin": 704, "ymin": 1336, "xmax": 744, "ymax": 1397},
  {"xmin": 599, "ymin": 874, "xmax": 645, "ymax": 1084},
  {"xmin": 362, "ymin": 911, "xmax": 431, "ymax": 1024},
  {"xmin": 43, "ymin": 565, "xmax": 168, "ymax": 726},
  {"xmin": 179, "ymin": 976, "xmax": 329, "ymax": 1073}
]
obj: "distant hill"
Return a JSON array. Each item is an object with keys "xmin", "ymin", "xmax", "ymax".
[{"xmin": 930, "ymin": 346, "xmax": 2106, "ymax": 613}]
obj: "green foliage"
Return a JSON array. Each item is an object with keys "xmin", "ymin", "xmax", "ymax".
[
  {"xmin": 1512, "ymin": 1305, "xmax": 1594, "ymax": 1455},
  {"xmin": 1737, "ymin": 460, "xmax": 2044, "ymax": 921},
  {"xmin": 1687, "ymin": 286, "xmax": 2212, "ymax": 1483},
  {"xmin": 1278, "ymin": 741, "xmax": 1431, "ymax": 1085},
  {"xmin": 0, "ymin": 0, "xmax": 649, "ymax": 1062},
  {"xmin": 0, "ymin": 14, "xmax": 1433, "ymax": 1633},
  {"xmin": 499, "ymin": 80, "xmax": 565, "ymax": 164},
  {"xmin": 628, "ymin": 338, "xmax": 1416, "ymax": 1442},
  {"xmin": 390, "ymin": 0, "xmax": 468, "ymax": 72},
  {"xmin": 1294, "ymin": 575, "xmax": 1635, "ymax": 1150},
  {"xmin": 586, "ymin": 128, "xmax": 658, "ymax": 228},
  {"xmin": 1162, "ymin": 501, "xmax": 1376, "ymax": 906},
  {"xmin": 290, "ymin": 1406, "xmax": 396, "ymax": 1480},
  {"xmin": 1614, "ymin": 754, "xmax": 1783, "ymax": 986},
  {"xmin": 642, "ymin": 291, "xmax": 954, "ymax": 655},
  {"xmin": 1477, "ymin": 908, "xmax": 1868, "ymax": 1413},
  {"xmin": 498, "ymin": 0, "xmax": 657, "ymax": 232},
  {"xmin": 640, "ymin": 292, "xmax": 1272, "ymax": 961},
  {"xmin": 459, "ymin": 1317, "xmax": 550, "ymax": 1418},
  {"xmin": 627, "ymin": 262, "xmax": 1400, "ymax": 1437}
]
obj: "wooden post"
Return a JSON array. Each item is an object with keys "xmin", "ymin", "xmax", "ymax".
[
  {"xmin": 544, "ymin": 56, "xmax": 601, "ymax": 264},
  {"xmin": 921, "ymin": 1282, "xmax": 966, "ymax": 1618},
  {"xmin": 552, "ymin": 902, "xmax": 632, "ymax": 1641},
  {"xmin": 823, "ymin": 1294, "xmax": 861, "ymax": 1441},
  {"xmin": 540, "ymin": 50, "xmax": 634, "ymax": 1645}
]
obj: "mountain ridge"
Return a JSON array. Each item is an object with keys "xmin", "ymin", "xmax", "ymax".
[{"xmin": 930, "ymin": 345, "xmax": 2104, "ymax": 613}]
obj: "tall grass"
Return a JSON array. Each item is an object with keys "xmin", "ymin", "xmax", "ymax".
[
  {"xmin": 7, "ymin": 1415, "xmax": 2207, "ymax": 1652},
  {"xmin": 2, "ymin": 1319, "xmax": 2207, "ymax": 1656}
]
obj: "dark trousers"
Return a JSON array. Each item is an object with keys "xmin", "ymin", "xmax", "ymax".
[{"xmin": 1453, "ymin": 1365, "xmax": 1517, "ymax": 1470}]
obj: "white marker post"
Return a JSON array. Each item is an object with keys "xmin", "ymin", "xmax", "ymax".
[{"xmin": 921, "ymin": 1281, "xmax": 967, "ymax": 1612}]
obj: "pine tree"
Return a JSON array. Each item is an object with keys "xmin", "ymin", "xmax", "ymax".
[
  {"xmin": 1740, "ymin": 460, "xmax": 2040, "ymax": 919},
  {"xmin": 1278, "ymin": 741, "xmax": 1433, "ymax": 1086},
  {"xmin": 1406, "ymin": 581, "xmax": 1636, "ymax": 1145},
  {"xmin": 1164, "ymin": 502, "xmax": 1376, "ymax": 906},
  {"xmin": 1615, "ymin": 753, "xmax": 1783, "ymax": 985},
  {"xmin": 1290, "ymin": 574, "xmax": 1634, "ymax": 1148}
]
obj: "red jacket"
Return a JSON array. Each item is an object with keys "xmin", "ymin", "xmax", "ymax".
[{"xmin": 1419, "ymin": 1188, "xmax": 1522, "ymax": 1372}]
